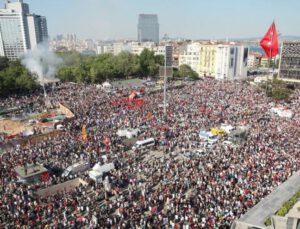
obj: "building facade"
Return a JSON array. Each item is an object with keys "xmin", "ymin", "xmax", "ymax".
[
  {"xmin": 247, "ymin": 52, "xmax": 262, "ymax": 69},
  {"xmin": 152, "ymin": 45, "xmax": 173, "ymax": 66},
  {"xmin": 26, "ymin": 14, "xmax": 48, "ymax": 49},
  {"xmin": 178, "ymin": 42, "xmax": 201, "ymax": 74},
  {"xmin": 260, "ymin": 56, "xmax": 270, "ymax": 68},
  {"xmin": 0, "ymin": 0, "xmax": 48, "ymax": 60},
  {"xmin": 198, "ymin": 44, "xmax": 217, "ymax": 77},
  {"xmin": 178, "ymin": 42, "xmax": 248, "ymax": 79},
  {"xmin": 137, "ymin": 14, "xmax": 159, "ymax": 43},
  {"xmin": 279, "ymin": 41, "xmax": 300, "ymax": 81},
  {"xmin": 215, "ymin": 44, "xmax": 248, "ymax": 80}
]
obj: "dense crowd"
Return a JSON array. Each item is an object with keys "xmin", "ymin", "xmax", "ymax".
[{"xmin": 0, "ymin": 78, "xmax": 299, "ymax": 228}]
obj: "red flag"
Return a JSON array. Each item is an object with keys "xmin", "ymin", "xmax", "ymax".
[
  {"xmin": 40, "ymin": 171, "xmax": 50, "ymax": 182},
  {"xmin": 103, "ymin": 136, "xmax": 110, "ymax": 146},
  {"xmin": 260, "ymin": 22, "xmax": 279, "ymax": 58}
]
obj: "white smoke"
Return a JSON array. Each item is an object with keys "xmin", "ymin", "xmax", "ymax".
[{"xmin": 21, "ymin": 43, "xmax": 62, "ymax": 89}]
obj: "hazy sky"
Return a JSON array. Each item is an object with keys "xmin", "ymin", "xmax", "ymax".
[{"xmin": 1, "ymin": 0, "xmax": 300, "ymax": 40}]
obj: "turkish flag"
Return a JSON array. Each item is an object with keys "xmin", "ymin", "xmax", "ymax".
[{"xmin": 260, "ymin": 22, "xmax": 279, "ymax": 58}]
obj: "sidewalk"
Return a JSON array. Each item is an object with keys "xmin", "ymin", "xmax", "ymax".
[{"xmin": 232, "ymin": 169, "xmax": 300, "ymax": 229}]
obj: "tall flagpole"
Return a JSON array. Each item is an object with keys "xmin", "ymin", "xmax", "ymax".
[
  {"xmin": 164, "ymin": 46, "xmax": 167, "ymax": 116},
  {"xmin": 271, "ymin": 22, "xmax": 277, "ymax": 94},
  {"xmin": 278, "ymin": 41, "xmax": 283, "ymax": 78},
  {"xmin": 267, "ymin": 21, "xmax": 274, "ymax": 94}
]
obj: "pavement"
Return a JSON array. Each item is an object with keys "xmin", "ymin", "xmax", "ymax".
[{"xmin": 232, "ymin": 169, "xmax": 300, "ymax": 229}]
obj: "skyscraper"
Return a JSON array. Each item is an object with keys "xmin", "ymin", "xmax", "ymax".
[
  {"xmin": 0, "ymin": 0, "xmax": 48, "ymax": 60},
  {"xmin": 137, "ymin": 14, "xmax": 159, "ymax": 44}
]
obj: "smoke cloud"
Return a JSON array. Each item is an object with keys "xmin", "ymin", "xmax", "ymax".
[{"xmin": 21, "ymin": 43, "xmax": 63, "ymax": 86}]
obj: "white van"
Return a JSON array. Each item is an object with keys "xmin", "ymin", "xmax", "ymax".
[
  {"xmin": 89, "ymin": 162, "xmax": 115, "ymax": 182},
  {"xmin": 132, "ymin": 138, "xmax": 155, "ymax": 151},
  {"xmin": 199, "ymin": 131, "xmax": 219, "ymax": 143}
]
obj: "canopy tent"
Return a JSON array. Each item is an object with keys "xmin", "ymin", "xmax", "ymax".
[{"xmin": 102, "ymin": 82, "xmax": 112, "ymax": 89}]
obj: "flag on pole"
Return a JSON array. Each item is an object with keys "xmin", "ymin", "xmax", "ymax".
[{"xmin": 260, "ymin": 22, "xmax": 279, "ymax": 58}]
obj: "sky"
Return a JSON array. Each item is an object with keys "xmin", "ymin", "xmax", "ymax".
[{"xmin": 1, "ymin": 0, "xmax": 300, "ymax": 40}]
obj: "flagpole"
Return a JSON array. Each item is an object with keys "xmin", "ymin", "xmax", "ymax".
[
  {"xmin": 163, "ymin": 45, "xmax": 167, "ymax": 116},
  {"xmin": 267, "ymin": 21, "xmax": 274, "ymax": 95},
  {"xmin": 278, "ymin": 41, "xmax": 283, "ymax": 79}
]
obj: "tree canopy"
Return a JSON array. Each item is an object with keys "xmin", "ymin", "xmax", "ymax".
[
  {"xmin": 173, "ymin": 64, "xmax": 199, "ymax": 79},
  {"xmin": 0, "ymin": 60, "xmax": 37, "ymax": 97},
  {"xmin": 56, "ymin": 49, "xmax": 164, "ymax": 84},
  {"xmin": 1, "ymin": 49, "xmax": 201, "ymax": 97}
]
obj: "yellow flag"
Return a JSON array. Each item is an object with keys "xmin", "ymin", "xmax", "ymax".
[{"xmin": 82, "ymin": 125, "xmax": 88, "ymax": 143}]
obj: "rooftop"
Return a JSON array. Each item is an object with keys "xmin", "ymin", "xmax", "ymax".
[{"xmin": 15, "ymin": 164, "xmax": 48, "ymax": 178}]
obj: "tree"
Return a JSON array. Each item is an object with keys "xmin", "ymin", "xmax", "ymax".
[
  {"xmin": 114, "ymin": 52, "xmax": 140, "ymax": 79},
  {"xmin": 0, "ymin": 61, "xmax": 37, "ymax": 97},
  {"xmin": 176, "ymin": 64, "xmax": 199, "ymax": 79},
  {"xmin": 57, "ymin": 50, "xmax": 83, "ymax": 66},
  {"xmin": 0, "ymin": 56, "xmax": 9, "ymax": 71},
  {"xmin": 139, "ymin": 49, "xmax": 159, "ymax": 77},
  {"xmin": 57, "ymin": 66, "xmax": 76, "ymax": 82},
  {"xmin": 155, "ymin": 55, "xmax": 164, "ymax": 66}
]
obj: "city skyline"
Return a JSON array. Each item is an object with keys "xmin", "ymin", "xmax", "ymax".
[{"xmin": 0, "ymin": 0, "xmax": 300, "ymax": 40}]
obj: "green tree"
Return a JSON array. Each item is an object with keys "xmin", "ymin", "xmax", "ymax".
[
  {"xmin": 177, "ymin": 64, "xmax": 199, "ymax": 79},
  {"xmin": 154, "ymin": 55, "xmax": 165, "ymax": 66},
  {"xmin": 139, "ymin": 49, "xmax": 159, "ymax": 77},
  {"xmin": 57, "ymin": 66, "xmax": 76, "ymax": 82},
  {"xmin": 114, "ymin": 52, "xmax": 140, "ymax": 79},
  {"xmin": 57, "ymin": 50, "xmax": 83, "ymax": 66},
  {"xmin": 0, "ymin": 56, "xmax": 9, "ymax": 71},
  {"xmin": 0, "ymin": 61, "xmax": 37, "ymax": 96}
]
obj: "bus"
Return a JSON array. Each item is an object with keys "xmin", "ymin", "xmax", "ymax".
[{"xmin": 132, "ymin": 138, "xmax": 155, "ymax": 150}]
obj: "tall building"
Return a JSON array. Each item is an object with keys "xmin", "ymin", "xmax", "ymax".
[
  {"xmin": 137, "ymin": 14, "xmax": 159, "ymax": 43},
  {"xmin": 279, "ymin": 41, "xmax": 300, "ymax": 81},
  {"xmin": 215, "ymin": 44, "xmax": 248, "ymax": 80},
  {"xmin": 0, "ymin": 0, "xmax": 48, "ymax": 60}
]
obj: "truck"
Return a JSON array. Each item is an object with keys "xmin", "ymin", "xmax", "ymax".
[{"xmin": 61, "ymin": 161, "xmax": 90, "ymax": 177}]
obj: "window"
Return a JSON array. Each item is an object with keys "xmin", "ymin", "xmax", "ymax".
[
  {"xmin": 230, "ymin": 48, "xmax": 235, "ymax": 55},
  {"xmin": 230, "ymin": 58, "xmax": 234, "ymax": 68}
]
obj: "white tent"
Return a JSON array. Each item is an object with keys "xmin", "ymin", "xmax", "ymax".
[{"xmin": 102, "ymin": 82, "xmax": 111, "ymax": 89}]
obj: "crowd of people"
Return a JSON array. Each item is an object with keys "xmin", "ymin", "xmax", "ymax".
[{"xmin": 0, "ymin": 78, "xmax": 299, "ymax": 228}]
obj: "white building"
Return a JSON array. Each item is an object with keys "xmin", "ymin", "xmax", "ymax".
[
  {"xmin": 247, "ymin": 52, "xmax": 262, "ymax": 69},
  {"xmin": 178, "ymin": 42, "xmax": 201, "ymax": 73},
  {"xmin": 153, "ymin": 45, "xmax": 172, "ymax": 66},
  {"xmin": 178, "ymin": 42, "xmax": 248, "ymax": 79},
  {"xmin": 130, "ymin": 42, "xmax": 155, "ymax": 55},
  {"xmin": 0, "ymin": 0, "xmax": 48, "ymax": 60},
  {"xmin": 96, "ymin": 42, "xmax": 173, "ymax": 65},
  {"xmin": 26, "ymin": 14, "xmax": 48, "ymax": 48},
  {"xmin": 215, "ymin": 44, "xmax": 248, "ymax": 80},
  {"xmin": 113, "ymin": 42, "xmax": 131, "ymax": 55}
]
